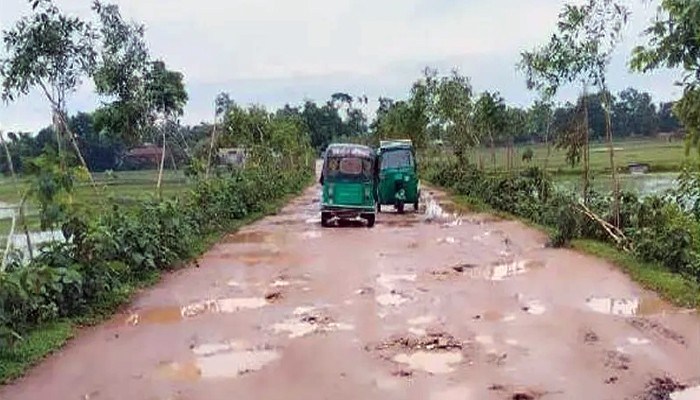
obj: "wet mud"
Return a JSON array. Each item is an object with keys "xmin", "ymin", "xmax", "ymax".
[{"xmin": 2, "ymin": 182, "xmax": 699, "ymax": 400}]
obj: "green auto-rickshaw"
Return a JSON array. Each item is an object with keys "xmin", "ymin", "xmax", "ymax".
[
  {"xmin": 377, "ymin": 139, "xmax": 420, "ymax": 213},
  {"xmin": 319, "ymin": 144, "xmax": 378, "ymax": 228}
]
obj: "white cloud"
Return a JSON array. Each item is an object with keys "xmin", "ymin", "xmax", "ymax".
[{"xmin": 0, "ymin": 0, "xmax": 684, "ymax": 132}]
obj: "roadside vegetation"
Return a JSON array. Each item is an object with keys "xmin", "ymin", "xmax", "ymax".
[
  {"xmin": 0, "ymin": 0, "xmax": 313, "ymax": 382},
  {"xmin": 357, "ymin": 0, "xmax": 700, "ymax": 306},
  {"xmin": 1, "ymin": 0, "xmax": 699, "ymax": 384}
]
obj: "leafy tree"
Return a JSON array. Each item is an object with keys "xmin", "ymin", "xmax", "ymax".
[
  {"xmin": 433, "ymin": 70, "xmax": 476, "ymax": 162},
  {"xmin": 613, "ymin": 88, "xmax": 658, "ymax": 137},
  {"xmin": 1, "ymin": 0, "xmax": 98, "ymax": 182},
  {"xmin": 92, "ymin": 0, "xmax": 150, "ymax": 146},
  {"xmin": 657, "ymin": 101, "xmax": 681, "ymax": 133},
  {"xmin": 631, "ymin": 0, "xmax": 700, "ymax": 153},
  {"xmin": 473, "ymin": 91, "xmax": 507, "ymax": 166}
]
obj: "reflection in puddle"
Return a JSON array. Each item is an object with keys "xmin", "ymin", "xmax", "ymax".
[
  {"xmin": 225, "ymin": 231, "xmax": 274, "ymax": 244},
  {"xmin": 126, "ymin": 297, "xmax": 267, "ymax": 326},
  {"xmin": 672, "ymin": 385, "xmax": 700, "ymax": 400},
  {"xmin": 430, "ymin": 386, "xmax": 473, "ymax": 400},
  {"xmin": 159, "ymin": 345, "xmax": 280, "ymax": 381},
  {"xmin": 585, "ymin": 296, "xmax": 674, "ymax": 317},
  {"xmin": 409, "ymin": 327, "xmax": 427, "ymax": 336},
  {"xmin": 436, "ymin": 237, "xmax": 458, "ymax": 245},
  {"xmin": 300, "ymin": 231, "xmax": 322, "ymax": 239},
  {"xmin": 408, "ymin": 315, "xmax": 435, "ymax": 325},
  {"xmin": 377, "ymin": 274, "xmax": 417, "ymax": 290},
  {"xmin": 488, "ymin": 260, "xmax": 544, "ymax": 281},
  {"xmin": 475, "ymin": 335, "xmax": 494, "ymax": 345},
  {"xmin": 376, "ymin": 293, "xmax": 409, "ymax": 307},
  {"xmin": 522, "ymin": 300, "xmax": 546, "ymax": 315},
  {"xmin": 272, "ymin": 320, "xmax": 316, "ymax": 338},
  {"xmin": 627, "ymin": 337, "xmax": 651, "ymax": 345},
  {"xmin": 392, "ymin": 351, "xmax": 463, "ymax": 374}
]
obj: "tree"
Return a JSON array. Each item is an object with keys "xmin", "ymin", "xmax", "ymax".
[
  {"xmin": 143, "ymin": 60, "xmax": 187, "ymax": 196},
  {"xmin": 92, "ymin": 0, "xmax": 150, "ymax": 146},
  {"xmin": 1, "ymin": 0, "xmax": 98, "ymax": 183},
  {"xmin": 520, "ymin": 0, "xmax": 629, "ymax": 223},
  {"xmin": 433, "ymin": 70, "xmax": 476, "ymax": 162},
  {"xmin": 631, "ymin": 0, "xmax": 700, "ymax": 152},
  {"xmin": 473, "ymin": 91, "xmax": 506, "ymax": 167},
  {"xmin": 613, "ymin": 88, "xmax": 658, "ymax": 137}
]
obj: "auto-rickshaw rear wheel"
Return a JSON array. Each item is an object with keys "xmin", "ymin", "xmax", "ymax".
[
  {"xmin": 365, "ymin": 214, "xmax": 376, "ymax": 228},
  {"xmin": 321, "ymin": 212, "xmax": 332, "ymax": 227}
]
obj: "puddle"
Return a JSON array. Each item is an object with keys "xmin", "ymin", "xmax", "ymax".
[
  {"xmin": 521, "ymin": 300, "xmax": 546, "ymax": 315},
  {"xmin": 227, "ymin": 280, "xmax": 241, "ymax": 287},
  {"xmin": 272, "ymin": 320, "xmax": 317, "ymax": 338},
  {"xmin": 409, "ymin": 327, "xmax": 427, "ymax": 336},
  {"xmin": 300, "ymin": 231, "xmax": 322, "ymax": 239},
  {"xmin": 627, "ymin": 337, "xmax": 651, "ymax": 345},
  {"xmin": 585, "ymin": 296, "xmax": 675, "ymax": 317},
  {"xmin": 392, "ymin": 351, "xmax": 463, "ymax": 374},
  {"xmin": 270, "ymin": 279, "xmax": 290, "ymax": 287},
  {"xmin": 377, "ymin": 274, "xmax": 417, "ymax": 290},
  {"xmin": 224, "ymin": 231, "xmax": 275, "ymax": 244},
  {"xmin": 475, "ymin": 335, "xmax": 495, "ymax": 345},
  {"xmin": 424, "ymin": 197, "xmax": 460, "ymax": 224},
  {"xmin": 159, "ymin": 347, "xmax": 280, "ymax": 381},
  {"xmin": 126, "ymin": 297, "xmax": 267, "ymax": 326},
  {"xmin": 436, "ymin": 237, "xmax": 458, "ymax": 245},
  {"xmin": 672, "ymin": 385, "xmax": 700, "ymax": 400},
  {"xmin": 408, "ymin": 315, "xmax": 436, "ymax": 325},
  {"xmin": 505, "ymin": 339, "xmax": 519, "ymax": 346},
  {"xmin": 376, "ymin": 293, "xmax": 409, "ymax": 307},
  {"xmin": 501, "ymin": 314, "xmax": 517, "ymax": 322},
  {"xmin": 487, "ymin": 260, "xmax": 544, "ymax": 281},
  {"xmin": 430, "ymin": 386, "xmax": 473, "ymax": 400},
  {"xmin": 271, "ymin": 308, "xmax": 354, "ymax": 338}
]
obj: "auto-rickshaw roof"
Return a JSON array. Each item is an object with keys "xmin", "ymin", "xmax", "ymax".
[
  {"xmin": 379, "ymin": 139, "xmax": 413, "ymax": 152},
  {"xmin": 325, "ymin": 144, "xmax": 375, "ymax": 159}
]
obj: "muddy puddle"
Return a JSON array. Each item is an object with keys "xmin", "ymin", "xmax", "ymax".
[
  {"xmin": 585, "ymin": 295, "xmax": 676, "ymax": 317},
  {"xmin": 432, "ymin": 260, "xmax": 544, "ymax": 281},
  {"xmin": 392, "ymin": 351, "xmax": 463, "ymax": 374},
  {"xmin": 158, "ymin": 341, "xmax": 279, "ymax": 381},
  {"xmin": 376, "ymin": 292, "xmax": 410, "ymax": 307},
  {"xmin": 270, "ymin": 307, "xmax": 354, "ymax": 338},
  {"xmin": 223, "ymin": 230, "xmax": 281, "ymax": 244},
  {"xmin": 377, "ymin": 274, "xmax": 417, "ymax": 290},
  {"xmin": 125, "ymin": 297, "xmax": 268, "ymax": 326},
  {"xmin": 371, "ymin": 332, "xmax": 466, "ymax": 374}
]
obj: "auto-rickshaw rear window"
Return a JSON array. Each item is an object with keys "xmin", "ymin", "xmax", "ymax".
[
  {"xmin": 381, "ymin": 149, "xmax": 414, "ymax": 169},
  {"xmin": 326, "ymin": 157, "xmax": 372, "ymax": 178}
]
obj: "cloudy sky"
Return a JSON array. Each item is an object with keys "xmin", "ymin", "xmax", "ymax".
[{"xmin": 0, "ymin": 0, "xmax": 683, "ymax": 132}]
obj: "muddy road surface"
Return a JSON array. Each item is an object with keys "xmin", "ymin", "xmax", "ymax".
[{"xmin": 2, "ymin": 182, "xmax": 699, "ymax": 400}]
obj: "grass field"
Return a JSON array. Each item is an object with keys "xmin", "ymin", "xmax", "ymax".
[
  {"xmin": 0, "ymin": 169, "xmax": 192, "ymax": 236},
  {"xmin": 471, "ymin": 138, "xmax": 699, "ymax": 174}
]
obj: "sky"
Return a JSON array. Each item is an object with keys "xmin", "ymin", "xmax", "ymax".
[{"xmin": 0, "ymin": 0, "xmax": 684, "ymax": 133}]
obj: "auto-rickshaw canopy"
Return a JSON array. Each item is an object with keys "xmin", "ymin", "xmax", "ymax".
[{"xmin": 322, "ymin": 144, "xmax": 376, "ymax": 182}]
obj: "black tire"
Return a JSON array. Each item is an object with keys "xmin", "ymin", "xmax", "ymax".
[
  {"xmin": 413, "ymin": 200, "xmax": 419, "ymax": 212},
  {"xmin": 396, "ymin": 202, "xmax": 405, "ymax": 214},
  {"xmin": 366, "ymin": 214, "xmax": 376, "ymax": 228},
  {"xmin": 321, "ymin": 212, "xmax": 331, "ymax": 227}
]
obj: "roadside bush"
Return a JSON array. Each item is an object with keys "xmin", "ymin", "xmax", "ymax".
[
  {"xmin": 422, "ymin": 159, "xmax": 700, "ymax": 283},
  {"xmin": 0, "ymin": 161, "xmax": 312, "ymax": 344}
]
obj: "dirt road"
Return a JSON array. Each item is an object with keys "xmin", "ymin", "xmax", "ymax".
[{"xmin": 2, "ymin": 179, "xmax": 699, "ymax": 400}]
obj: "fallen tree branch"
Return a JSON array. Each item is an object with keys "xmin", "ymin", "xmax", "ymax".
[{"xmin": 576, "ymin": 201, "xmax": 632, "ymax": 252}]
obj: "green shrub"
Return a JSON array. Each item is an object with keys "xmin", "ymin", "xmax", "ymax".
[{"xmin": 0, "ymin": 161, "xmax": 312, "ymax": 345}]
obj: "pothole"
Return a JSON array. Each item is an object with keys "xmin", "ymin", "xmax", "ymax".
[
  {"xmin": 369, "ymin": 331, "xmax": 468, "ymax": 372},
  {"xmin": 585, "ymin": 296, "xmax": 676, "ymax": 317},
  {"xmin": 158, "ymin": 342, "xmax": 279, "ymax": 381},
  {"xmin": 376, "ymin": 292, "xmax": 410, "ymax": 307},
  {"xmin": 392, "ymin": 351, "xmax": 463, "ymax": 374},
  {"xmin": 377, "ymin": 274, "xmax": 417, "ymax": 290},
  {"xmin": 271, "ymin": 308, "xmax": 354, "ymax": 338},
  {"xmin": 126, "ymin": 297, "xmax": 268, "ymax": 326},
  {"xmin": 521, "ymin": 300, "xmax": 546, "ymax": 315}
]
